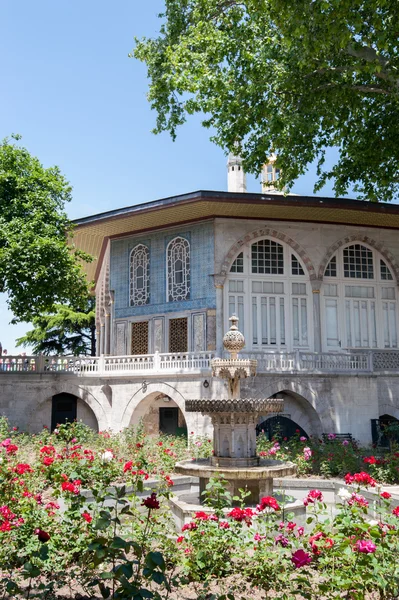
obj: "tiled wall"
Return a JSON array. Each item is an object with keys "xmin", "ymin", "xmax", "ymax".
[{"xmin": 110, "ymin": 221, "xmax": 216, "ymax": 319}]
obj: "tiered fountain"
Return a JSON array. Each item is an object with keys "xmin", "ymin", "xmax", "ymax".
[{"xmin": 175, "ymin": 315, "xmax": 296, "ymax": 505}]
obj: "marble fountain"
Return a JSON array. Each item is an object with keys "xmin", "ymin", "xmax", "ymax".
[{"xmin": 171, "ymin": 316, "xmax": 298, "ymax": 523}]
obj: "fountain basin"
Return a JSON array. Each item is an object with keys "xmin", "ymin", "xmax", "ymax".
[{"xmin": 175, "ymin": 458, "xmax": 297, "ymax": 504}]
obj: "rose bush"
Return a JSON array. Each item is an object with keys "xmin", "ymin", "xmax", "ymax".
[{"xmin": 1, "ymin": 417, "xmax": 399, "ymax": 598}]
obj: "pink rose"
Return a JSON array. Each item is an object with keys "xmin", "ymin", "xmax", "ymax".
[{"xmin": 355, "ymin": 540, "xmax": 376, "ymax": 554}]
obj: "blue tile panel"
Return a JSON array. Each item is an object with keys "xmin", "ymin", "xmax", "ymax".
[{"xmin": 111, "ymin": 222, "xmax": 216, "ymax": 319}]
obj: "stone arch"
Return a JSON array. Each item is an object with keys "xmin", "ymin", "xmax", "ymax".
[
  {"xmin": 34, "ymin": 383, "xmax": 109, "ymax": 432},
  {"xmin": 252, "ymin": 377, "xmax": 333, "ymax": 437},
  {"xmin": 120, "ymin": 382, "xmax": 187, "ymax": 430},
  {"xmin": 129, "ymin": 392, "xmax": 188, "ymax": 435},
  {"xmin": 318, "ymin": 234, "xmax": 399, "ymax": 282},
  {"xmin": 219, "ymin": 227, "xmax": 317, "ymax": 280}
]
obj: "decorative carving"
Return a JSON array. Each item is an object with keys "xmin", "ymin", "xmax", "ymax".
[
  {"xmin": 222, "ymin": 315, "xmax": 245, "ymax": 358},
  {"xmin": 193, "ymin": 313, "xmax": 205, "ymax": 352},
  {"xmin": 153, "ymin": 318, "xmax": 164, "ymax": 353},
  {"xmin": 115, "ymin": 322, "xmax": 127, "ymax": 356},
  {"xmin": 185, "ymin": 398, "xmax": 284, "ymax": 414}
]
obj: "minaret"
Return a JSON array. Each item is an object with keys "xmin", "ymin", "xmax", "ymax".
[
  {"xmin": 261, "ymin": 153, "xmax": 283, "ymax": 193},
  {"xmin": 227, "ymin": 152, "xmax": 247, "ymax": 193}
]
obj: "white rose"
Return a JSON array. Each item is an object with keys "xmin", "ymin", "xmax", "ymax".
[
  {"xmin": 100, "ymin": 450, "xmax": 113, "ymax": 463},
  {"xmin": 337, "ymin": 487, "xmax": 351, "ymax": 500},
  {"xmin": 368, "ymin": 519, "xmax": 379, "ymax": 526}
]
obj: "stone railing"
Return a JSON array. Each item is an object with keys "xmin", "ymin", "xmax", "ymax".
[
  {"xmin": 0, "ymin": 351, "xmax": 216, "ymax": 376},
  {"xmin": 2, "ymin": 349, "xmax": 399, "ymax": 376}
]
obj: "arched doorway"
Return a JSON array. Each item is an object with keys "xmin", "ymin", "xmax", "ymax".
[
  {"xmin": 50, "ymin": 392, "xmax": 99, "ymax": 432},
  {"xmin": 51, "ymin": 393, "xmax": 77, "ymax": 430},
  {"xmin": 131, "ymin": 393, "xmax": 187, "ymax": 436},
  {"xmin": 256, "ymin": 415, "xmax": 308, "ymax": 440},
  {"xmin": 371, "ymin": 414, "xmax": 399, "ymax": 447}
]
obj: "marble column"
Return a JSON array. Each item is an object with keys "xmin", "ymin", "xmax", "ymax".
[
  {"xmin": 214, "ymin": 275, "xmax": 225, "ymax": 356},
  {"xmin": 100, "ymin": 323, "xmax": 105, "ymax": 356},
  {"xmin": 311, "ymin": 279, "xmax": 322, "ymax": 353}
]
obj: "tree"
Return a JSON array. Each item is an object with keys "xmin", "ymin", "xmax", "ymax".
[
  {"xmin": 134, "ymin": 0, "xmax": 399, "ymax": 202},
  {"xmin": 16, "ymin": 297, "xmax": 96, "ymax": 356},
  {"xmin": 0, "ymin": 135, "xmax": 92, "ymax": 322}
]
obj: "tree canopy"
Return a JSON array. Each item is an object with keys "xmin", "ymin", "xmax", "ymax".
[
  {"xmin": 0, "ymin": 136, "xmax": 92, "ymax": 322},
  {"xmin": 16, "ymin": 297, "xmax": 96, "ymax": 356},
  {"xmin": 134, "ymin": 0, "xmax": 399, "ymax": 201}
]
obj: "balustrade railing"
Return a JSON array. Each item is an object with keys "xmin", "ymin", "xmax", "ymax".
[{"xmin": 2, "ymin": 349, "xmax": 399, "ymax": 375}]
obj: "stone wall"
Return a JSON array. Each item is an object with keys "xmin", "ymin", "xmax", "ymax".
[{"xmin": 1, "ymin": 371, "xmax": 399, "ymax": 444}]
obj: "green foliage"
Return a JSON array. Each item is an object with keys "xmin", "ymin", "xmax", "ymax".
[
  {"xmin": 134, "ymin": 1, "xmax": 399, "ymax": 202},
  {"xmin": 201, "ymin": 474, "xmax": 232, "ymax": 513},
  {"xmin": 0, "ymin": 135, "xmax": 92, "ymax": 322},
  {"xmin": 16, "ymin": 296, "xmax": 96, "ymax": 356}
]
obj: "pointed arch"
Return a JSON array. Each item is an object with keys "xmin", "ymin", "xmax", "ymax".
[
  {"xmin": 319, "ymin": 234, "xmax": 399, "ymax": 282},
  {"xmin": 219, "ymin": 227, "xmax": 317, "ymax": 280}
]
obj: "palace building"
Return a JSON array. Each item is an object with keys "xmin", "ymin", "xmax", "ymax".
[{"xmin": 2, "ymin": 155, "xmax": 399, "ymax": 444}]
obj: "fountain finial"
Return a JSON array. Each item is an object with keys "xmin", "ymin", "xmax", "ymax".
[{"xmin": 223, "ymin": 314, "xmax": 245, "ymax": 359}]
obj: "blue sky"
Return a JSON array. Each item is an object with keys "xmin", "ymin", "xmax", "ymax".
[{"xmin": 0, "ymin": 0, "xmax": 345, "ymax": 353}]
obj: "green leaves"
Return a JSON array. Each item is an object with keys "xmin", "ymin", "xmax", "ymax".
[
  {"xmin": 0, "ymin": 136, "xmax": 92, "ymax": 323},
  {"xmin": 134, "ymin": 0, "xmax": 399, "ymax": 201}
]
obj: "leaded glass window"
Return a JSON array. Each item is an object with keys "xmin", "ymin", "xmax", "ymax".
[
  {"xmin": 291, "ymin": 255, "xmax": 305, "ymax": 275},
  {"xmin": 129, "ymin": 244, "xmax": 150, "ymax": 306},
  {"xmin": 167, "ymin": 237, "xmax": 190, "ymax": 302},
  {"xmin": 343, "ymin": 244, "xmax": 374, "ymax": 279},
  {"xmin": 230, "ymin": 252, "xmax": 244, "ymax": 273},
  {"xmin": 380, "ymin": 260, "xmax": 393, "ymax": 280},
  {"xmin": 251, "ymin": 240, "xmax": 284, "ymax": 274},
  {"xmin": 325, "ymin": 256, "xmax": 337, "ymax": 277}
]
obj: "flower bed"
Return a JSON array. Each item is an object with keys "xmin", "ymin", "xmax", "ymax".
[{"xmin": 1, "ymin": 417, "xmax": 399, "ymax": 598}]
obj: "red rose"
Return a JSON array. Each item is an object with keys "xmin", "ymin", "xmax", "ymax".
[
  {"xmin": 35, "ymin": 528, "xmax": 50, "ymax": 543},
  {"xmin": 291, "ymin": 549, "xmax": 312, "ymax": 568},
  {"xmin": 258, "ymin": 496, "xmax": 280, "ymax": 512},
  {"xmin": 82, "ymin": 512, "xmax": 92, "ymax": 523},
  {"xmin": 381, "ymin": 491, "xmax": 391, "ymax": 499},
  {"xmin": 6, "ymin": 444, "xmax": 18, "ymax": 454},
  {"xmin": 142, "ymin": 492, "xmax": 160, "ymax": 510},
  {"xmin": 392, "ymin": 506, "xmax": 399, "ymax": 517}
]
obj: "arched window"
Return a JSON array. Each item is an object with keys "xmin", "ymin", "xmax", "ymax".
[
  {"xmin": 226, "ymin": 239, "xmax": 311, "ymax": 350},
  {"xmin": 130, "ymin": 244, "xmax": 150, "ymax": 306},
  {"xmin": 167, "ymin": 237, "xmax": 190, "ymax": 302},
  {"xmin": 323, "ymin": 244, "xmax": 397, "ymax": 349}
]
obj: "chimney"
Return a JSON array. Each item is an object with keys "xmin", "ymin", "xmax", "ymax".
[{"xmin": 227, "ymin": 152, "xmax": 247, "ymax": 193}]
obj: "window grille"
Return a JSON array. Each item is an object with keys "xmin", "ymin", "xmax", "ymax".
[
  {"xmin": 251, "ymin": 240, "xmax": 284, "ymax": 274},
  {"xmin": 169, "ymin": 318, "xmax": 188, "ymax": 353},
  {"xmin": 230, "ymin": 252, "xmax": 244, "ymax": 273},
  {"xmin": 129, "ymin": 244, "xmax": 150, "ymax": 306},
  {"xmin": 343, "ymin": 244, "xmax": 374, "ymax": 279},
  {"xmin": 131, "ymin": 321, "xmax": 149, "ymax": 355},
  {"xmin": 380, "ymin": 260, "xmax": 393, "ymax": 280},
  {"xmin": 325, "ymin": 256, "xmax": 337, "ymax": 277},
  {"xmin": 167, "ymin": 237, "xmax": 190, "ymax": 302},
  {"xmin": 291, "ymin": 255, "xmax": 305, "ymax": 275}
]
